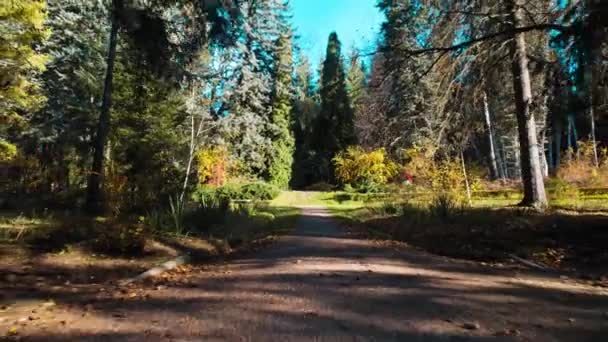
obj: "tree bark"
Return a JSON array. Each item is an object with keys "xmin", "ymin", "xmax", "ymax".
[
  {"xmin": 508, "ymin": 0, "xmax": 548, "ymax": 209},
  {"xmin": 482, "ymin": 91, "xmax": 500, "ymax": 180},
  {"xmin": 498, "ymin": 139, "xmax": 509, "ymax": 179},
  {"xmin": 547, "ymin": 135, "xmax": 554, "ymax": 173},
  {"xmin": 461, "ymin": 150, "xmax": 472, "ymax": 206},
  {"xmin": 589, "ymin": 92, "xmax": 599, "ymax": 167},
  {"xmin": 553, "ymin": 118, "xmax": 562, "ymax": 172},
  {"xmin": 86, "ymin": 0, "xmax": 121, "ymax": 214},
  {"xmin": 586, "ymin": 0, "xmax": 602, "ymax": 168}
]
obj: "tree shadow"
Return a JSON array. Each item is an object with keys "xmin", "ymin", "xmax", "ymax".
[
  {"xmin": 2, "ymin": 210, "xmax": 607, "ymax": 341},
  {"xmin": 337, "ymin": 205, "xmax": 608, "ymax": 277}
]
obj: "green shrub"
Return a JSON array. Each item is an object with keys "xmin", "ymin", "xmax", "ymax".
[
  {"xmin": 89, "ymin": 218, "xmax": 147, "ymax": 255},
  {"xmin": 191, "ymin": 182, "xmax": 280, "ymax": 227},
  {"xmin": 193, "ymin": 182, "xmax": 280, "ymax": 204},
  {"xmin": 429, "ymin": 193, "xmax": 460, "ymax": 221},
  {"xmin": 355, "ymin": 180, "xmax": 383, "ymax": 194},
  {"xmin": 240, "ymin": 182, "xmax": 280, "ymax": 200},
  {"xmin": 191, "ymin": 186, "xmax": 232, "ymax": 225}
]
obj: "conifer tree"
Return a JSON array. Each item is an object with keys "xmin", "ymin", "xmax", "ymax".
[
  {"xmin": 226, "ymin": 0, "xmax": 291, "ymax": 178},
  {"xmin": 314, "ymin": 32, "xmax": 355, "ymax": 181},
  {"xmin": 346, "ymin": 49, "xmax": 366, "ymax": 108},
  {"xmin": 266, "ymin": 33, "xmax": 295, "ymax": 188}
]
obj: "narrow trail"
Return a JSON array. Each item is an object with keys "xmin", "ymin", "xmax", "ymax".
[{"xmin": 7, "ymin": 206, "xmax": 608, "ymax": 341}]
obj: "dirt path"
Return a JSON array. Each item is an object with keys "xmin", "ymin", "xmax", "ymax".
[{"xmin": 2, "ymin": 206, "xmax": 608, "ymax": 341}]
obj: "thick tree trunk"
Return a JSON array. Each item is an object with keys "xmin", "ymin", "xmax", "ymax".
[
  {"xmin": 509, "ymin": 0, "xmax": 548, "ymax": 209},
  {"xmin": 86, "ymin": 1, "xmax": 120, "ymax": 214},
  {"xmin": 482, "ymin": 91, "xmax": 500, "ymax": 180}
]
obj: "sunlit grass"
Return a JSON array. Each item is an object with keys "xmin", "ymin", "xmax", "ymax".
[
  {"xmin": 0, "ymin": 212, "xmax": 55, "ymax": 242},
  {"xmin": 314, "ymin": 189, "xmax": 608, "ymax": 221}
]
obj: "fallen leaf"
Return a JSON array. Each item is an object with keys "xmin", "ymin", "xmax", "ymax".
[{"xmin": 7, "ymin": 327, "xmax": 18, "ymax": 336}]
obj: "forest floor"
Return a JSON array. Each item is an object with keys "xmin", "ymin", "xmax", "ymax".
[{"xmin": 1, "ymin": 205, "xmax": 608, "ymax": 341}]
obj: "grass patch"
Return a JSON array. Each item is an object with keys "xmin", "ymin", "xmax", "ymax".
[
  {"xmin": 0, "ymin": 202, "xmax": 302, "ymax": 289},
  {"xmin": 310, "ymin": 189, "xmax": 608, "ymax": 275},
  {"xmin": 329, "ymin": 199, "xmax": 608, "ymax": 275}
]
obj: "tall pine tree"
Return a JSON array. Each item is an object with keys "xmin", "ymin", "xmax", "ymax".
[
  {"xmin": 314, "ymin": 32, "xmax": 355, "ymax": 182},
  {"xmin": 266, "ymin": 33, "xmax": 295, "ymax": 188}
]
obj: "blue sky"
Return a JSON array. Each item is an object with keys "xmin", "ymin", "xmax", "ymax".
[{"xmin": 291, "ymin": 0, "xmax": 384, "ymax": 67}]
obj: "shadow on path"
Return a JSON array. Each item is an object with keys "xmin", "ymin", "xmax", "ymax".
[{"xmin": 2, "ymin": 206, "xmax": 608, "ymax": 341}]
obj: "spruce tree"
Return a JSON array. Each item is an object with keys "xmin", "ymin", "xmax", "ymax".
[
  {"xmin": 346, "ymin": 49, "xmax": 366, "ymax": 107},
  {"xmin": 225, "ymin": 0, "xmax": 291, "ymax": 178},
  {"xmin": 291, "ymin": 54, "xmax": 321, "ymax": 188},
  {"xmin": 266, "ymin": 33, "xmax": 295, "ymax": 188},
  {"xmin": 314, "ymin": 32, "xmax": 355, "ymax": 182}
]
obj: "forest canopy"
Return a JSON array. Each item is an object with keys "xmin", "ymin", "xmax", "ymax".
[{"xmin": 1, "ymin": 0, "xmax": 607, "ymax": 215}]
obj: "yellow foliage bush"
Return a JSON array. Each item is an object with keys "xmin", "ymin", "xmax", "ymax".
[
  {"xmin": 558, "ymin": 141, "xmax": 608, "ymax": 188},
  {"xmin": 401, "ymin": 144, "xmax": 477, "ymax": 210},
  {"xmin": 400, "ymin": 144, "xmax": 438, "ymax": 187},
  {"xmin": 0, "ymin": 139, "xmax": 17, "ymax": 162},
  {"xmin": 333, "ymin": 146, "xmax": 398, "ymax": 187},
  {"xmin": 196, "ymin": 147, "xmax": 229, "ymax": 186}
]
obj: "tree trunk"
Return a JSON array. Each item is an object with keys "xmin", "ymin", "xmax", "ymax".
[
  {"xmin": 180, "ymin": 112, "xmax": 197, "ymax": 205},
  {"xmin": 553, "ymin": 118, "xmax": 562, "ymax": 172},
  {"xmin": 567, "ymin": 114, "xmax": 578, "ymax": 152},
  {"xmin": 586, "ymin": 0, "xmax": 601, "ymax": 168},
  {"xmin": 539, "ymin": 128, "xmax": 549, "ymax": 178},
  {"xmin": 483, "ymin": 91, "xmax": 500, "ymax": 180},
  {"xmin": 461, "ymin": 150, "xmax": 472, "ymax": 206},
  {"xmin": 508, "ymin": 0, "xmax": 548, "ymax": 209},
  {"xmin": 86, "ymin": 1, "xmax": 120, "ymax": 214},
  {"xmin": 547, "ymin": 135, "xmax": 554, "ymax": 173},
  {"xmin": 498, "ymin": 138, "xmax": 509, "ymax": 179},
  {"xmin": 589, "ymin": 92, "xmax": 599, "ymax": 168}
]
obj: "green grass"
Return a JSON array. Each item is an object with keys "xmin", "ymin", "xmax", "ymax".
[
  {"xmin": 257, "ymin": 204, "xmax": 301, "ymax": 235},
  {"xmin": 0, "ymin": 211, "xmax": 56, "ymax": 242},
  {"xmin": 306, "ymin": 188, "xmax": 608, "ymax": 226}
]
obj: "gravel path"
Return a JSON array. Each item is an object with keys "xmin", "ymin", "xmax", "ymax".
[{"xmin": 3, "ymin": 206, "xmax": 608, "ymax": 341}]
